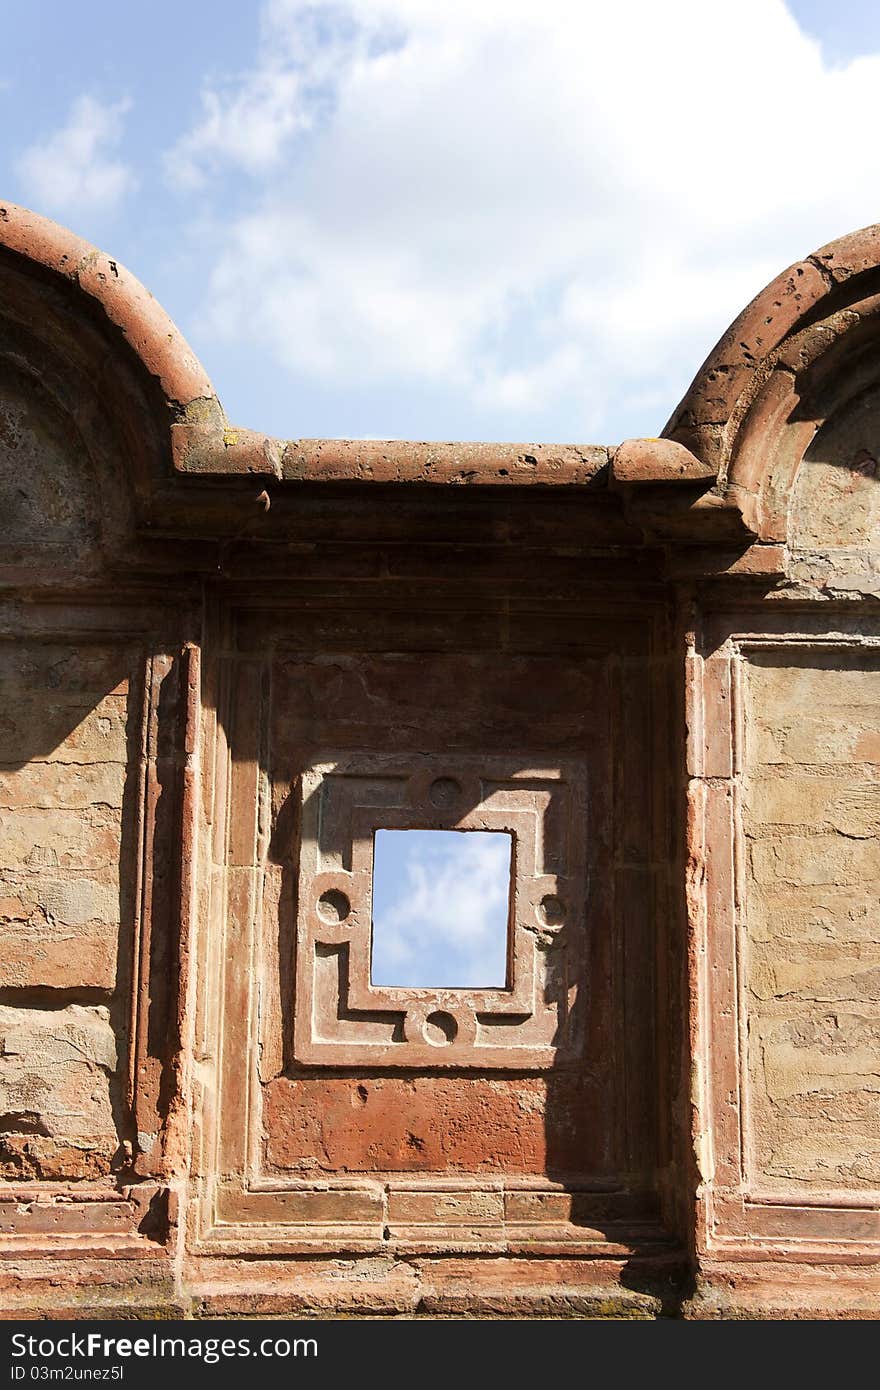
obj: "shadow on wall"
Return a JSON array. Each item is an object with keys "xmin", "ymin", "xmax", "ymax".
[
  {"xmin": 0, "ymin": 360, "xmax": 107, "ymax": 578},
  {"xmin": 259, "ymin": 714, "xmax": 668, "ymax": 1230},
  {"xmin": 0, "ymin": 637, "xmax": 143, "ymax": 1181},
  {"xmin": 0, "ymin": 305, "xmax": 190, "ymax": 1187},
  {"xmin": 258, "ymin": 765, "xmax": 681, "ymax": 1307},
  {"xmin": 792, "ymin": 385, "xmax": 880, "ymax": 553}
]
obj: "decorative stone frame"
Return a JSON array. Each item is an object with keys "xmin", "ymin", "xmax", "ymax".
[
  {"xmin": 186, "ymin": 600, "xmax": 664, "ymax": 1264},
  {"xmin": 293, "ymin": 755, "xmax": 588, "ymax": 1068}
]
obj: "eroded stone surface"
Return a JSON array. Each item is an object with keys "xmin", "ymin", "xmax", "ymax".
[
  {"xmin": 0, "ymin": 1004, "xmax": 118, "ymax": 1179},
  {"xmin": 264, "ymin": 1074, "xmax": 603, "ymax": 1175},
  {"xmin": 744, "ymin": 653, "xmax": 880, "ymax": 1190},
  {"xmin": 0, "ymin": 362, "xmax": 98, "ymax": 568},
  {"xmin": 0, "ymin": 644, "xmax": 131, "ymax": 991}
]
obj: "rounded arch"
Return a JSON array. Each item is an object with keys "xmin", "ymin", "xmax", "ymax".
[
  {"xmin": 665, "ymin": 223, "xmax": 880, "ymax": 548},
  {"xmin": 0, "ymin": 204, "xmax": 213, "ymax": 566},
  {"xmin": 0, "ymin": 204, "xmax": 284, "ymax": 541},
  {"xmin": 0, "ymin": 202, "xmax": 217, "ymax": 418}
]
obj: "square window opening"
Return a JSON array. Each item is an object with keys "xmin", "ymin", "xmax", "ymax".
[{"xmin": 370, "ymin": 828, "xmax": 512, "ymax": 988}]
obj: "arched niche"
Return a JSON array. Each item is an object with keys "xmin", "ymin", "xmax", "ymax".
[
  {"xmin": 666, "ymin": 224, "xmax": 880, "ymax": 579},
  {"xmin": 0, "ymin": 203, "xmax": 223, "ymax": 578},
  {"xmin": 791, "ymin": 382, "xmax": 880, "ymax": 573},
  {"xmin": 0, "ymin": 356, "xmax": 101, "ymax": 569}
]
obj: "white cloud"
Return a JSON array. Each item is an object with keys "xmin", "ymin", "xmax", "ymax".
[
  {"xmin": 165, "ymin": 2, "xmax": 387, "ymax": 188},
  {"xmin": 15, "ymin": 95, "xmax": 136, "ymax": 218},
  {"xmin": 169, "ymin": 1, "xmax": 880, "ymax": 438},
  {"xmin": 166, "ymin": 68, "xmax": 309, "ymax": 189},
  {"xmin": 372, "ymin": 831, "xmax": 511, "ymax": 988}
]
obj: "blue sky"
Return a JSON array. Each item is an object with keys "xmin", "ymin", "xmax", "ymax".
[
  {"xmin": 371, "ymin": 830, "xmax": 511, "ymax": 988},
  {"xmin": 6, "ymin": 3, "xmax": 880, "ymax": 986},
  {"xmin": 4, "ymin": 1, "xmax": 880, "ymax": 448}
]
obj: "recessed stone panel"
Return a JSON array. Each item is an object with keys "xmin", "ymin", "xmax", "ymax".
[{"xmin": 743, "ymin": 648, "xmax": 880, "ymax": 1193}]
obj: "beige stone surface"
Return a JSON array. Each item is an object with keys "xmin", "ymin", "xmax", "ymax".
[
  {"xmin": 744, "ymin": 653, "xmax": 880, "ymax": 1191},
  {"xmin": 0, "ymin": 644, "xmax": 131, "ymax": 990},
  {"xmin": 0, "ymin": 1004, "xmax": 118, "ymax": 1179}
]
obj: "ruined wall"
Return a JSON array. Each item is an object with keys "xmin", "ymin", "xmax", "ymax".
[
  {"xmin": 0, "ymin": 334, "xmax": 142, "ymax": 1183},
  {"xmin": 0, "ymin": 227, "xmax": 190, "ymax": 1207},
  {"xmin": 1, "ymin": 203, "xmax": 879, "ymax": 1317}
]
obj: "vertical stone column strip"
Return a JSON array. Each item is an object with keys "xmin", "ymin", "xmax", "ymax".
[
  {"xmin": 126, "ymin": 653, "xmax": 155, "ymax": 1162},
  {"xmin": 684, "ymin": 613, "xmax": 710, "ymax": 1256},
  {"xmin": 684, "ymin": 612, "xmax": 740, "ymax": 1255},
  {"xmin": 186, "ymin": 643, "xmax": 229, "ymax": 1247},
  {"xmin": 167, "ymin": 642, "xmax": 201, "ymax": 1199},
  {"xmin": 127, "ymin": 647, "xmax": 197, "ymax": 1181},
  {"xmin": 216, "ymin": 658, "xmax": 266, "ymax": 1199}
]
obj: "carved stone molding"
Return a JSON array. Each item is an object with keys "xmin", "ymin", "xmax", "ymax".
[{"xmin": 293, "ymin": 756, "xmax": 588, "ymax": 1069}]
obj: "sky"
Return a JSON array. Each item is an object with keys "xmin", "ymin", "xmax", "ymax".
[
  {"xmin": 4, "ymin": 0, "xmax": 880, "ymax": 449},
  {"xmin": 6, "ymin": 2, "xmax": 880, "ymax": 984},
  {"xmin": 370, "ymin": 830, "xmax": 511, "ymax": 988}
]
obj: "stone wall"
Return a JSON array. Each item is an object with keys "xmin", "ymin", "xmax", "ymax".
[
  {"xmin": 0, "ymin": 641, "xmax": 136, "ymax": 1180},
  {"xmin": 0, "ymin": 203, "xmax": 878, "ymax": 1316},
  {"xmin": 744, "ymin": 650, "xmax": 880, "ymax": 1191}
]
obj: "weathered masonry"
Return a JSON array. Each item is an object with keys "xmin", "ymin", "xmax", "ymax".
[{"xmin": 0, "ymin": 204, "xmax": 878, "ymax": 1318}]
